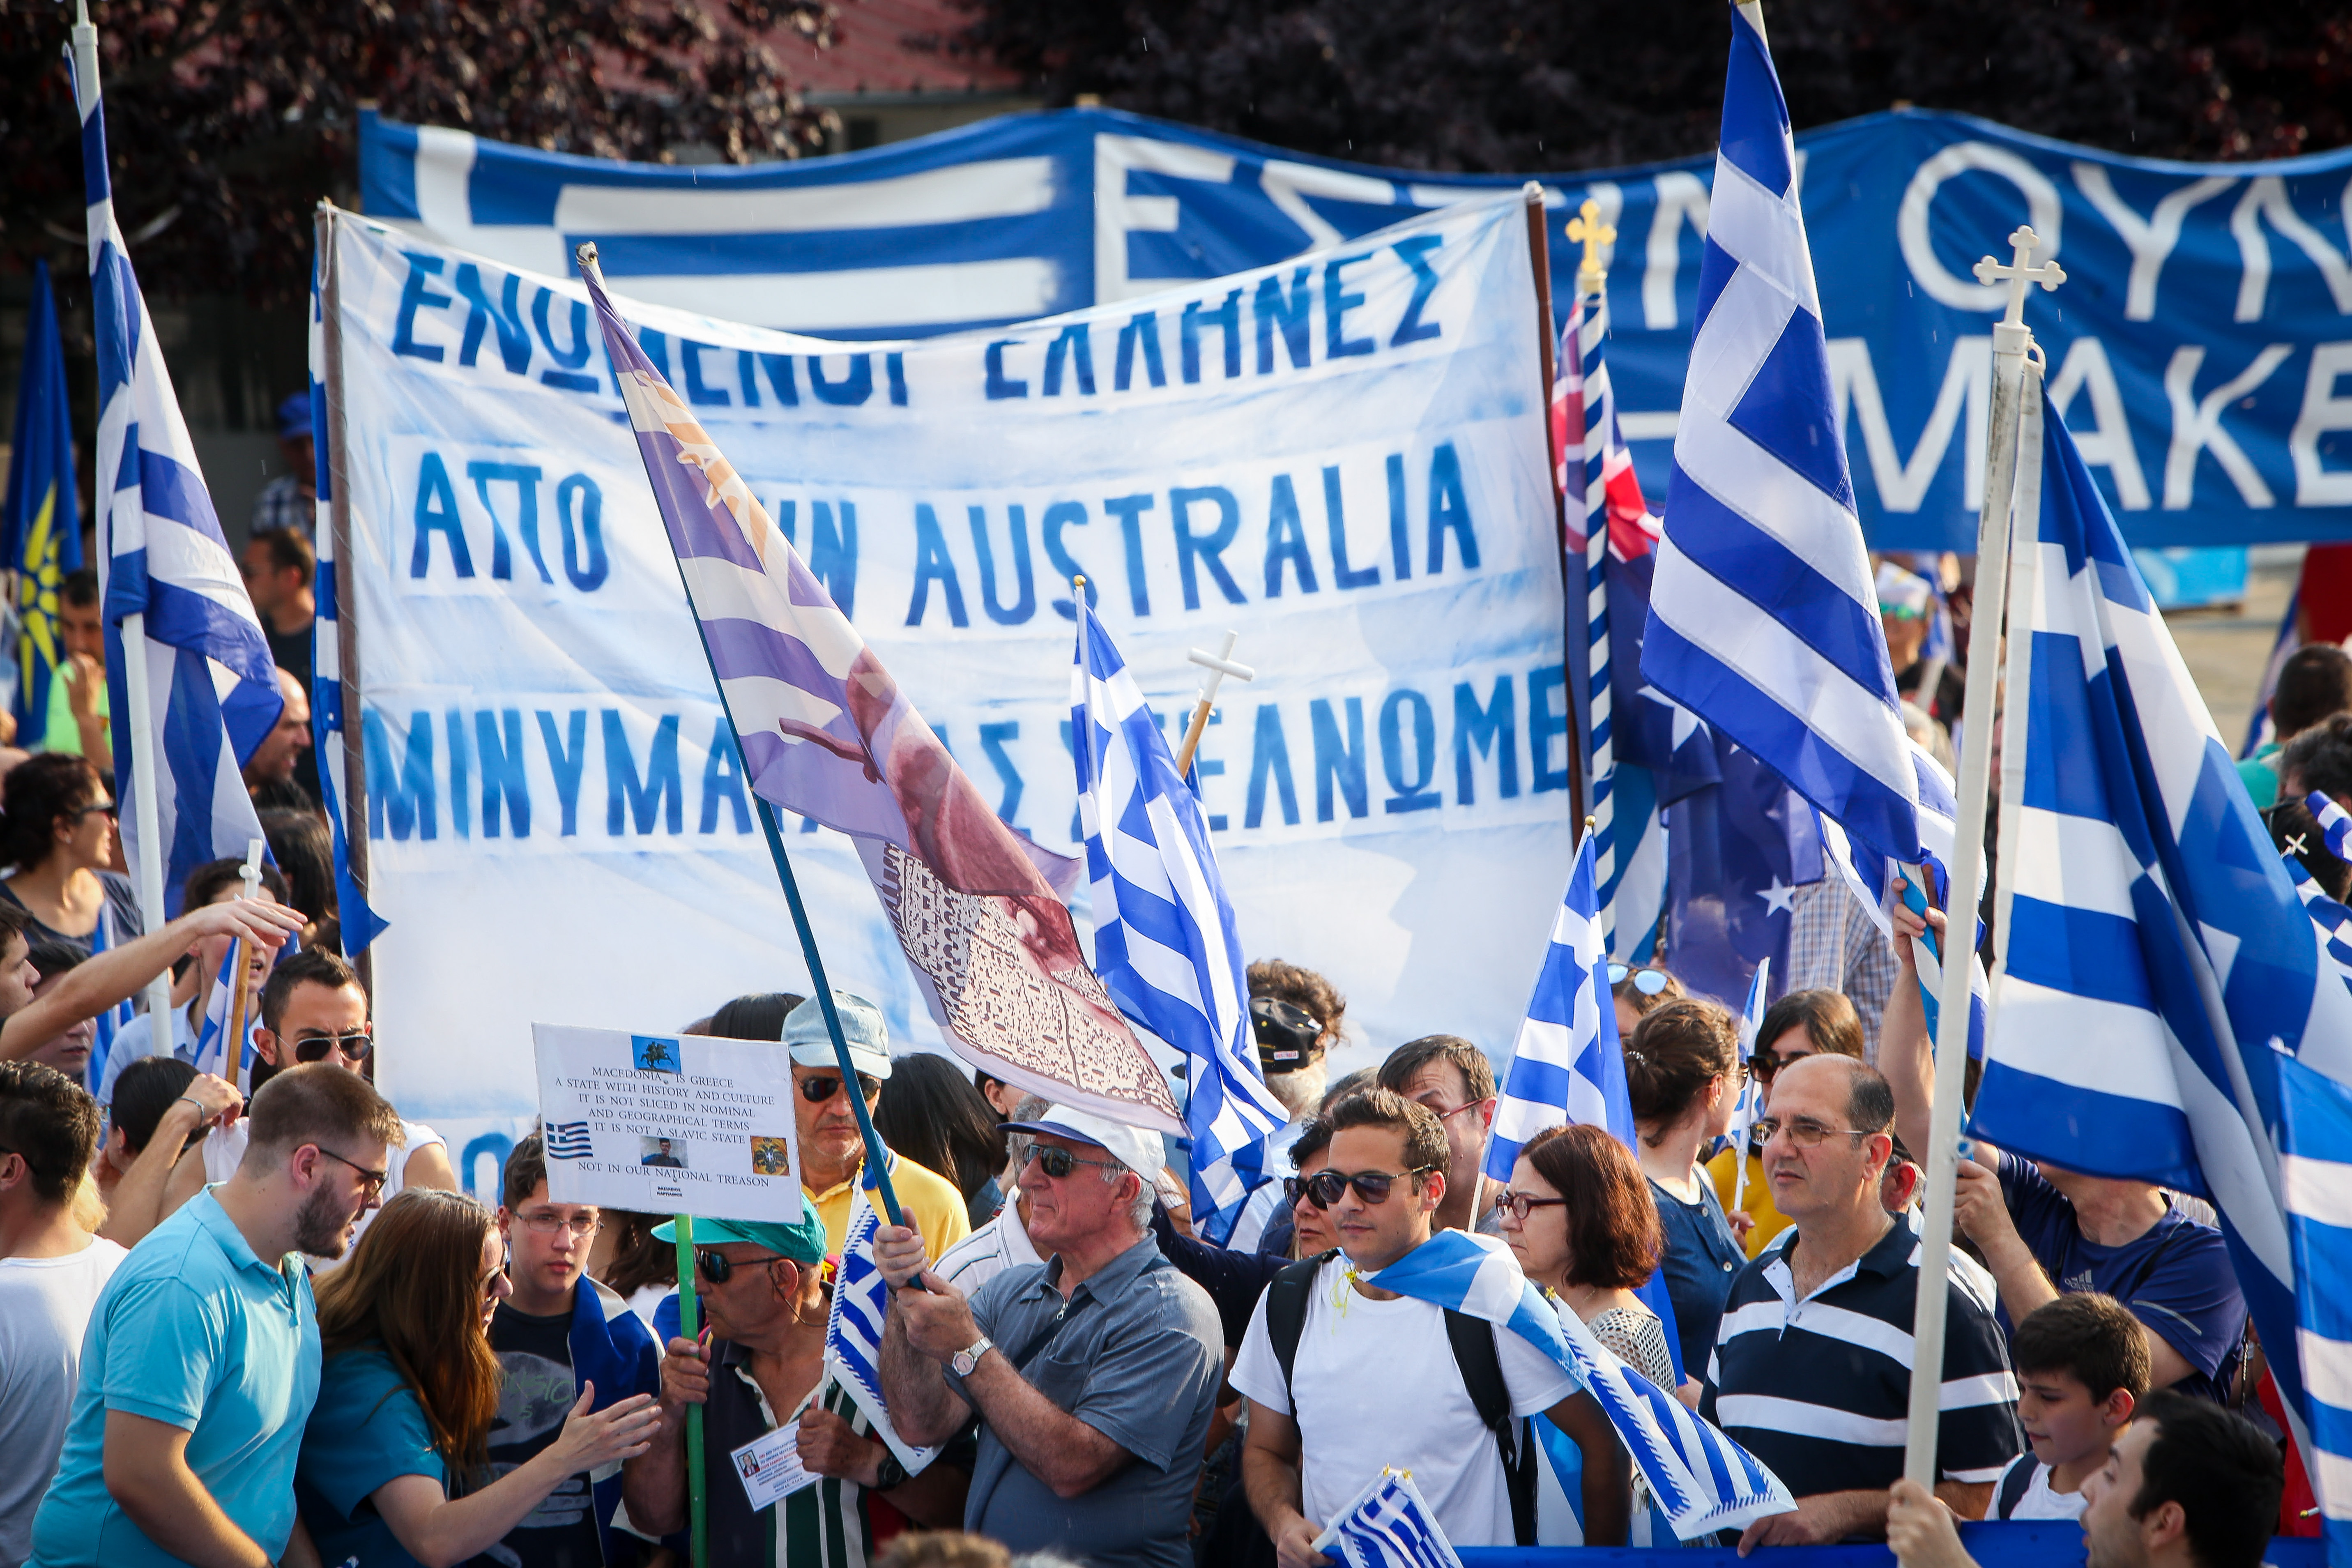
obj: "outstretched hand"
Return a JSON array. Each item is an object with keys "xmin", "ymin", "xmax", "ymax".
[
  {"xmin": 550, "ymin": 1382, "xmax": 663, "ymax": 1473},
  {"xmin": 178, "ymin": 898, "xmax": 306, "ymax": 953}
]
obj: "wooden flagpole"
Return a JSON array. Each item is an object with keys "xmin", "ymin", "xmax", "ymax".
[
  {"xmin": 317, "ymin": 205, "xmax": 377, "ymax": 997},
  {"xmin": 1522, "ymin": 181, "xmax": 1585, "ymax": 830}
]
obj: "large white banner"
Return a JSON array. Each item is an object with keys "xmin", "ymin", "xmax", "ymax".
[{"xmin": 321, "ymin": 196, "xmax": 1570, "ymax": 1193}]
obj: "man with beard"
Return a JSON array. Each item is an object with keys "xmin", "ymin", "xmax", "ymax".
[{"xmin": 30, "ymin": 1064, "xmax": 400, "ymax": 1568}]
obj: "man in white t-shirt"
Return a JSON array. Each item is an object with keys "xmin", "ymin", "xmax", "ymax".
[
  {"xmin": 165, "ymin": 949, "xmax": 451, "ymax": 1258},
  {"xmin": 0, "ymin": 1060, "xmax": 128, "ymax": 1565},
  {"xmin": 1233, "ymin": 1087, "xmax": 1629, "ymax": 1561}
]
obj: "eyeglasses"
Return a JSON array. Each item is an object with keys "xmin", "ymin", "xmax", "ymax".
[
  {"xmin": 315, "ymin": 1144, "xmax": 389, "ymax": 1195},
  {"xmin": 1752, "ymin": 1116, "xmax": 1874, "ymax": 1149},
  {"xmin": 1608, "ymin": 963, "xmax": 1672, "ymax": 997},
  {"xmin": 517, "ymin": 1209, "xmax": 601, "ymax": 1239},
  {"xmin": 1296, "ymin": 1166, "xmax": 1436, "ymax": 1209},
  {"xmin": 798, "ymin": 1073, "xmax": 880, "ymax": 1105},
  {"xmin": 1022, "ymin": 1144, "xmax": 1125, "ymax": 1181},
  {"xmin": 1425, "ymin": 1097, "xmax": 1488, "ymax": 1123},
  {"xmin": 293, "ymin": 1028, "xmax": 373, "ymax": 1064},
  {"xmin": 482, "ymin": 1255, "xmax": 511, "ymax": 1301},
  {"xmin": 1491, "ymin": 1190, "xmax": 1571, "ymax": 1222},
  {"xmin": 696, "ymin": 1248, "xmax": 786, "ymax": 1285},
  {"xmin": 70, "ymin": 801, "xmax": 120, "ymax": 820}
]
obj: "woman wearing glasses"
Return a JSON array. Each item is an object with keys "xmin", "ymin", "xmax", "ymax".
[
  {"xmin": 296, "ymin": 1188, "xmax": 662, "ymax": 1568},
  {"xmin": 0, "ymin": 753, "xmax": 142, "ymax": 955}
]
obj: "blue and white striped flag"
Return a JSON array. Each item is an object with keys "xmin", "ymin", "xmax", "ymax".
[
  {"xmin": 81, "ymin": 901, "xmax": 135, "ymax": 1099},
  {"xmin": 188, "ymin": 939, "xmax": 258, "ymax": 1089},
  {"xmin": 1311, "ymin": 1469, "xmax": 1463, "ymax": 1568},
  {"xmin": 2309, "ymin": 791, "xmax": 2352, "ymax": 861},
  {"xmin": 1641, "ymin": 2, "xmax": 1937, "ymax": 872},
  {"xmin": 825, "ymin": 1185, "xmax": 944, "ymax": 1471},
  {"xmin": 1729, "ymin": 957, "xmax": 1769, "ymax": 1213},
  {"xmin": 544, "ymin": 1121, "xmax": 594, "ymax": 1160},
  {"xmin": 1369, "ymin": 1229, "xmax": 1794, "ymax": 1540},
  {"xmin": 1070, "ymin": 599, "xmax": 1289, "ymax": 1243},
  {"xmin": 2276, "ymin": 1049, "xmax": 2352, "ymax": 1557},
  {"xmin": 1971, "ymin": 362, "xmax": 2352, "ymax": 1509},
  {"xmin": 306, "ymin": 256, "xmax": 388, "ymax": 956},
  {"xmin": 75, "ymin": 43, "xmax": 279, "ymax": 917},
  {"xmin": 2284, "ymin": 793, "xmax": 2352, "ymax": 996}
]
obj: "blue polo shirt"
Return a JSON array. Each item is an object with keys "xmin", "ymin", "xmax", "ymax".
[
  {"xmin": 297, "ymin": 1348, "xmax": 445, "ymax": 1568},
  {"xmin": 30, "ymin": 1188, "xmax": 322, "ymax": 1568}
]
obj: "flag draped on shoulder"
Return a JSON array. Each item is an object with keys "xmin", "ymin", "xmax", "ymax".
[
  {"xmin": 1311, "ymin": 1470, "xmax": 1464, "ymax": 1568},
  {"xmin": 2276, "ymin": 1050, "xmax": 2352, "ymax": 1557},
  {"xmin": 825, "ymin": 1185, "xmax": 944, "ymax": 1472},
  {"xmin": 1641, "ymin": 2, "xmax": 1935, "ymax": 872},
  {"xmin": 1070, "ymin": 599, "xmax": 1288, "ymax": 1241},
  {"xmin": 1368, "ymin": 1230, "xmax": 1794, "ymax": 1540},
  {"xmin": 578, "ymin": 260, "xmax": 1179, "ymax": 1133},
  {"xmin": 75, "ymin": 44, "xmax": 278, "ymax": 916},
  {"xmin": 4, "ymin": 259, "xmax": 83, "ymax": 743},
  {"xmin": 1971, "ymin": 362, "xmax": 2352, "ymax": 1504}
]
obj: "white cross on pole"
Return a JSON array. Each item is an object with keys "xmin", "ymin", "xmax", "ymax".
[
  {"xmin": 229, "ymin": 838, "xmax": 264, "ymax": 1093},
  {"xmin": 1972, "ymin": 225, "xmax": 2066, "ymax": 331},
  {"xmin": 1174, "ymin": 633, "xmax": 1253, "ymax": 776}
]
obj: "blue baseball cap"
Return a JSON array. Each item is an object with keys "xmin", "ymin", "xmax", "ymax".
[
  {"xmin": 782, "ymin": 990, "xmax": 891, "ymax": 1080},
  {"xmin": 276, "ymin": 392, "xmax": 313, "ymax": 442}
]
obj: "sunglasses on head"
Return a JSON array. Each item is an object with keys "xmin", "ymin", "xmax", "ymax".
[
  {"xmin": 696, "ymin": 1248, "xmax": 787, "ymax": 1285},
  {"xmin": 293, "ymin": 1028, "xmax": 373, "ymax": 1064},
  {"xmin": 1607, "ymin": 963, "xmax": 1671, "ymax": 996},
  {"xmin": 1292, "ymin": 1165, "xmax": 1435, "ymax": 1209},
  {"xmin": 798, "ymin": 1073, "xmax": 879, "ymax": 1105}
]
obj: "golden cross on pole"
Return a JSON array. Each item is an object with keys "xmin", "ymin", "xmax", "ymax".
[{"xmin": 1565, "ymin": 199, "xmax": 1616, "ymax": 295}]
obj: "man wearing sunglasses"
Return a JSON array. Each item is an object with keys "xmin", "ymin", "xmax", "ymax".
[
  {"xmin": 781, "ymin": 991, "xmax": 969, "ymax": 1264},
  {"xmin": 874, "ymin": 1105, "xmax": 1222, "ymax": 1568}
]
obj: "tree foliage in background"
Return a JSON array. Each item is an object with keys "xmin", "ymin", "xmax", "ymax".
[
  {"xmin": 0, "ymin": 0, "xmax": 839, "ymax": 304},
  {"xmin": 940, "ymin": 0, "xmax": 2349, "ymax": 173}
]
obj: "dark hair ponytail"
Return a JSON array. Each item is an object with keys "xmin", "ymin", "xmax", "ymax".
[{"xmin": 1624, "ymin": 998, "xmax": 1736, "ymax": 1144}]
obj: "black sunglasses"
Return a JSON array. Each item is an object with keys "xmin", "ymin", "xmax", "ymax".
[
  {"xmin": 1023, "ymin": 1145, "xmax": 1125, "ymax": 1180},
  {"xmin": 70, "ymin": 800, "xmax": 120, "ymax": 820},
  {"xmin": 1296, "ymin": 1166, "xmax": 1435, "ymax": 1209},
  {"xmin": 799, "ymin": 1073, "xmax": 880, "ymax": 1105},
  {"xmin": 696, "ymin": 1248, "xmax": 786, "ymax": 1285},
  {"xmin": 293, "ymin": 1028, "xmax": 373, "ymax": 1064}
]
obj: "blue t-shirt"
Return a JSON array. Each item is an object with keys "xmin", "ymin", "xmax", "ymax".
[
  {"xmin": 30, "ymin": 1188, "xmax": 321, "ymax": 1568},
  {"xmin": 297, "ymin": 1348, "xmax": 447, "ymax": 1568},
  {"xmin": 1649, "ymin": 1175, "xmax": 1746, "ymax": 1381},
  {"xmin": 1996, "ymin": 1151, "xmax": 2247, "ymax": 1402}
]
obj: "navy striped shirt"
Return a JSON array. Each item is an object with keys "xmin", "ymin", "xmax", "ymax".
[{"xmin": 1700, "ymin": 1219, "xmax": 2022, "ymax": 1498}]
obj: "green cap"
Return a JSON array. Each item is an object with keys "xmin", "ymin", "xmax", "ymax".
[{"xmin": 651, "ymin": 1209, "xmax": 827, "ymax": 1263}]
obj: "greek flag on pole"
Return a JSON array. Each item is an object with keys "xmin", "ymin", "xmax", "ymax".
[
  {"xmin": 189, "ymin": 940, "xmax": 256, "ymax": 1088},
  {"xmin": 1970, "ymin": 367, "xmax": 2352, "ymax": 1500},
  {"xmin": 307, "ymin": 260, "xmax": 387, "ymax": 955},
  {"xmin": 2310, "ymin": 792, "xmax": 2352, "ymax": 861},
  {"xmin": 1642, "ymin": 2, "xmax": 1936, "ymax": 871},
  {"xmin": 2277, "ymin": 1050, "xmax": 2352, "ymax": 1557},
  {"xmin": 1369, "ymin": 1230, "xmax": 1794, "ymax": 1540},
  {"xmin": 825, "ymin": 1185, "xmax": 943, "ymax": 1471},
  {"xmin": 82, "ymin": 905, "xmax": 133, "ymax": 1099},
  {"xmin": 1311, "ymin": 1470, "xmax": 1463, "ymax": 1568},
  {"xmin": 1071, "ymin": 599, "xmax": 1289, "ymax": 1242},
  {"xmin": 76, "ymin": 50, "xmax": 279, "ymax": 916},
  {"xmin": 2285, "ymin": 793, "xmax": 2352, "ymax": 995}
]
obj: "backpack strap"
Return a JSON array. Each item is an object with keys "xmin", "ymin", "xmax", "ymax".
[
  {"xmin": 1267, "ymin": 1250, "xmax": 1338, "ymax": 1404},
  {"xmin": 1995, "ymin": 1453, "xmax": 2040, "ymax": 1520},
  {"xmin": 1443, "ymin": 1309, "xmax": 1536, "ymax": 1547}
]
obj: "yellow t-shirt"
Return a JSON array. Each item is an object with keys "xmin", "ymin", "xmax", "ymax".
[
  {"xmin": 1705, "ymin": 1145, "xmax": 1795, "ymax": 1259},
  {"xmin": 807, "ymin": 1149, "xmax": 971, "ymax": 1262}
]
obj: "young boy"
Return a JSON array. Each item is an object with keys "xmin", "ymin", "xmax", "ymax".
[{"xmin": 1991, "ymin": 1292, "xmax": 2151, "ymax": 1520}]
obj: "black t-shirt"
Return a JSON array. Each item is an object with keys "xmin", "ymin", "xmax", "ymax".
[{"xmin": 472, "ymin": 1301, "xmax": 606, "ymax": 1568}]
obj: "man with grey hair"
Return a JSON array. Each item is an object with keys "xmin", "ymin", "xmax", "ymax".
[{"xmin": 875, "ymin": 1105, "xmax": 1221, "ymax": 1568}]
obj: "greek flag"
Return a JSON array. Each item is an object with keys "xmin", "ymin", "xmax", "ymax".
[
  {"xmin": 2309, "ymin": 791, "xmax": 2352, "ymax": 861},
  {"xmin": 1070, "ymin": 599, "xmax": 1289, "ymax": 1243},
  {"xmin": 306, "ymin": 258, "xmax": 388, "ymax": 955},
  {"xmin": 2276, "ymin": 1050, "xmax": 2352, "ymax": 1558},
  {"xmin": 2285, "ymin": 793, "xmax": 2352, "ymax": 995},
  {"xmin": 189, "ymin": 939, "xmax": 258, "ymax": 1089},
  {"xmin": 1641, "ymin": 1, "xmax": 1936, "ymax": 870},
  {"xmin": 1368, "ymin": 1230, "xmax": 1794, "ymax": 1540},
  {"xmin": 75, "ymin": 46, "xmax": 278, "ymax": 916},
  {"xmin": 1311, "ymin": 1469, "xmax": 1463, "ymax": 1568},
  {"xmin": 544, "ymin": 1121, "xmax": 594, "ymax": 1160},
  {"xmin": 1486, "ymin": 827, "xmax": 1632, "ymax": 1180},
  {"xmin": 825, "ymin": 1186, "xmax": 943, "ymax": 1471},
  {"xmin": 1970, "ymin": 363, "xmax": 2352, "ymax": 1502},
  {"xmin": 1729, "ymin": 957, "xmax": 1769, "ymax": 1213}
]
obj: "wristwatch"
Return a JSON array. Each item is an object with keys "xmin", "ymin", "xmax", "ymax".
[{"xmin": 950, "ymin": 1335, "xmax": 993, "ymax": 1377}]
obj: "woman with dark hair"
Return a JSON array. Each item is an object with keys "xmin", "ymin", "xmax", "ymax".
[
  {"xmin": 702, "ymin": 991, "xmax": 805, "ymax": 1042},
  {"xmin": 1705, "ymin": 988, "xmax": 1866, "ymax": 1257},
  {"xmin": 1623, "ymin": 998, "xmax": 1747, "ymax": 1389},
  {"xmin": 298, "ymin": 1188, "xmax": 661, "ymax": 1568},
  {"xmin": 591, "ymin": 1208, "xmax": 680, "ymax": 1330},
  {"xmin": 258, "ymin": 807, "xmax": 335, "ymax": 940},
  {"xmin": 1608, "ymin": 962, "xmax": 1685, "ymax": 1041},
  {"xmin": 872, "ymin": 1052, "xmax": 1010, "ymax": 1226},
  {"xmin": 0, "ymin": 751, "xmax": 140, "ymax": 950}
]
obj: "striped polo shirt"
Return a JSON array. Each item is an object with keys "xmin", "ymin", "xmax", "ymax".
[{"xmin": 1700, "ymin": 1218, "xmax": 2022, "ymax": 1497}]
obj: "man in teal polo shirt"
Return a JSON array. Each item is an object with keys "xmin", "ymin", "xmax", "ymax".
[{"xmin": 31, "ymin": 1064, "xmax": 403, "ymax": 1568}]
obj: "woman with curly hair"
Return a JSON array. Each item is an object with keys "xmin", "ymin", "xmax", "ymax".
[
  {"xmin": 0, "ymin": 751, "xmax": 140, "ymax": 950},
  {"xmin": 296, "ymin": 1188, "xmax": 660, "ymax": 1567}
]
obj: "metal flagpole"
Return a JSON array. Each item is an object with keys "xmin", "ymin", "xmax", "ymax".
[
  {"xmin": 1901, "ymin": 226, "xmax": 2063, "ymax": 1488},
  {"xmin": 71, "ymin": 2, "xmax": 172, "ymax": 1029}
]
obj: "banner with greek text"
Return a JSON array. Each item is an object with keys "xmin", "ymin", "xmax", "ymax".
[
  {"xmin": 364, "ymin": 105, "xmax": 2352, "ymax": 553},
  {"xmin": 320, "ymin": 195, "xmax": 1567, "ymax": 1193}
]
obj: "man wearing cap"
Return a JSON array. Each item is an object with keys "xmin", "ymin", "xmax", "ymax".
[
  {"xmin": 875, "ymin": 1105, "xmax": 1223, "ymax": 1568},
  {"xmin": 783, "ymin": 991, "xmax": 970, "ymax": 1262},
  {"xmin": 622, "ymin": 1206, "xmax": 969, "ymax": 1561},
  {"xmin": 249, "ymin": 391, "xmax": 315, "ymax": 538}
]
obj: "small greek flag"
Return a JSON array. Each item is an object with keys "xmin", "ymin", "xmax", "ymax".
[
  {"xmin": 1369, "ymin": 1230, "xmax": 1793, "ymax": 1540},
  {"xmin": 2276, "ymin": 1050, "xmax": 2352, "ymax": 1560},
  {"xmin": 825, "ymin": 1185, "xmax": 942, "ymax": 1471},
  {"xmin": 189, "ymin": 939, "xmax": 258, "ymax": 1089},
  {"xmin": 545, "ymin": 1121, "xmax": 594, "ymax": 1160},
  {"xmin": 1312, "ymin": 1469, "xmax": 1463, "ymax": 1568},
  {"xmin": 1729, "ymin": 957, "xmax": 1769, "ymax": 1213},
  {"xmin": 2308, "ymin": 791, "xmax": 2352, "ymax": 861}
]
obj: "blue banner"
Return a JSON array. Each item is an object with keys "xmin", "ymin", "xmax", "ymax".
[{"xmin": 364, "ymin": 106, "xmax": 2352, "ymax": 551}]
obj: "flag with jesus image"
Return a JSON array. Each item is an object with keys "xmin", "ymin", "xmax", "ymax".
[{"xmin": 580, "ymin": 258, "xmax": 1179, "ymax": 1133}]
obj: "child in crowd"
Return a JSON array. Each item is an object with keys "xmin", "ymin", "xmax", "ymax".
[{"xmin": 1990, "ymin": 1292, "xmax": 2150, "ymax": 1520}]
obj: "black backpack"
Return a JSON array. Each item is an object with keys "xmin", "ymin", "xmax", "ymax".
[{"xmin": 1262, "ymin": 1251, "xmax": 1537, "ymax": 1546}]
